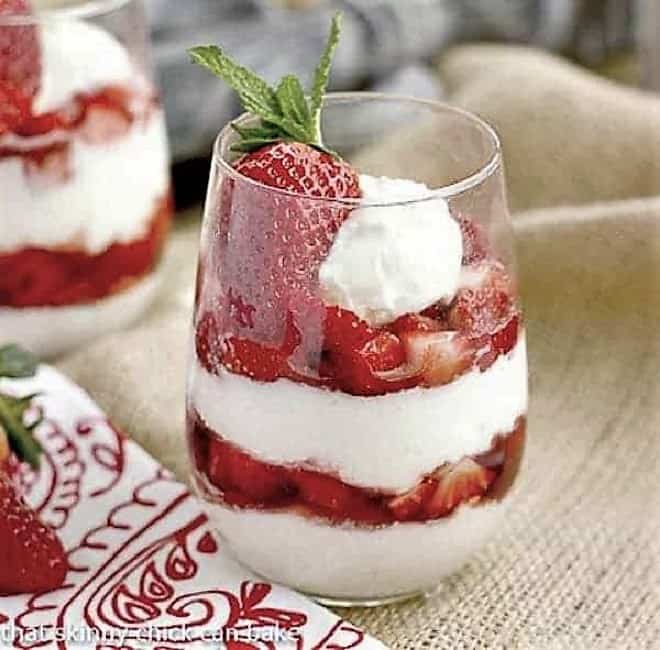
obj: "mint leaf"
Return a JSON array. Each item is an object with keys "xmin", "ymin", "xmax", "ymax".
[
  {"xmin": 0, "ymin": 392, "xmax": 42, "ymax": 468},
  {"xmin": 231, "ymin": 122, "xmax": 281, "ymax": 141},
  {"xmin": 310, "ymin": 12, "xmax": 342, "ymax": 139},
  {"xmin": 0, "ymin": 345, "xmax": 38, "ymax": 379},
  {"xmin": 188, "ymin": 46, "xmax": 279, "ymax": 118},
  {"xmin": 189, "ymin": 12, "xmax": 343, "ymax": 153},
  {"xmin": 277, "ymin": 75, "xmax": 311, "ymax": 133}
]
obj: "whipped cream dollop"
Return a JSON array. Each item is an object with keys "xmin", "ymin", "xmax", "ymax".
[
  {"xmin": 319, "ymin": 175, "xmax": 463, "ymax": 326},
  {"xmin": 34, "ymin": 19, "xmax": 134, "ymax": 114}
]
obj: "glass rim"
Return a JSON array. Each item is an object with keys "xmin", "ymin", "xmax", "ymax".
[
  {"xmin": 213, "ymin": 92, "xmax": 503, "ymax": 208},
  {"xmin": 0, "ymin": 0, "xmax": 132, "ymax": 25}
]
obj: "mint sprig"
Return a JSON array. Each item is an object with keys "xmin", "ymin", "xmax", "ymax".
[
  {"xmin": 189, "ymin": 12, "xmax": 343, "ymax": 154},
  {"xmin": 0, "ymin": 345, "xmax": 42, "ymax": 469}
]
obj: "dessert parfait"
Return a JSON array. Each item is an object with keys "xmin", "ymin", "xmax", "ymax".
[
  {"xmin": 0, "ymin": 0, "xmax": 172, "ymax": 357},
  {"xmin": 187, "ymin": 15, "xmax": 528, "ymax": 604}
]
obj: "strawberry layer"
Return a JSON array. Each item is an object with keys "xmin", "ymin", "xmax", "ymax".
[
  {"xmin": 0, "ymin": 193, "xmax": 171, "ymax": 308},
  {"xmin": 0, "ymin": 104, "xmax": 170, "ymax": 255},
  {"xmin": 0, "ymin": 268, "xmax": 163, "ymax": 358},
  {"xmin": 190, "ymin": 410, "xmax": 525, "ymax": 525},
  {"xmin": 188, "ymin": 335, "xmax": 527, "ymax": 492},
  {"xmin": 204, "ymin": 497, "xmax": 512, "ymax": 600}
]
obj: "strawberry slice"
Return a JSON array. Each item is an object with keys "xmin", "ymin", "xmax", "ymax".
[
  {"xmin": 491, "ymin": 315, "xmax": 520, "ymax": 356},
  {"xmin": 360, "ymin": 332, "xmax": 405, "ymax": 372},
  {"xmin": 456, "ymin": 214, "xmax": 488, "ymax": 265},
  {"xmin": 0, "ymin": 0, "xmax": 41, "ymax": 103},
  {"xmin": 77, "ymin": 86, "xmax": 134, "ymax": 144},
  {"xmin": 207, "ymin": 438, "xmax": 289, "ymax": 503},
  {"xmin": 389, "ymin": 313, "xmax": 446, "ymax": 336},
  {"xmin": 449, "ymin": 262, "xmax": 515, "ymax": 339},
  {"xmin": 293, "ymin": 469, "xmax": 384, "ymax": 523},
  {"xmin": 322, "ymin": 306, "xmax": 375, "ymax": 353},
  {"xmin": 196, "ymin": 309, "xmax": 303, "ymax": 382},
  {"xmin": 425, "ymin": 458, "xmax": 496, "ymax": 518},
  {"xmin": 0, "ymin": 81, "xmax": 30, "ymax": 134},
  {"xmin": 0, "ymin": 474, "xmax": 68, "ymax": 595},
  {"xmin": 294, "ymin": 470, "xmax": 356, "ymax": 513},
  {"xmin": 398, "ymin": 329, "xmax": 475, "ymax": 387},
  {"xmin": 320, "ymin": 307, "xmax": 411, "ymax": 395},
  {"xmin": 387, "ymin": 479, "xmax": 436, "ymax": 521}
]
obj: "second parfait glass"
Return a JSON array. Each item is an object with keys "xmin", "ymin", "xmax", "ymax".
[
  {"xmin": 187, "ymin": 94, "xmax": 528, "ymax": 606},
  {"xmin": 0, "ymin": 0, "xmax": 172, "ymax": 357}
]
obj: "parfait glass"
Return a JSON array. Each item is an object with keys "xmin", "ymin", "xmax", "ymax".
[
  {"xmin": 187, "ymin": 94, "xmax": 528, "ymax": 606},
  {"xmin": 0, "ymin": 0, "xmax": 172, "ymax": 357}
]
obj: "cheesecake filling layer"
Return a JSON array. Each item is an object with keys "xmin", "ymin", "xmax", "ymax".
[{"xmin": 204, "ymin": 496, "xmax": 512, "ymax": 600}]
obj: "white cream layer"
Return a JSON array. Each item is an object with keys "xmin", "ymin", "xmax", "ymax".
[
  {"xmin": 34, "ymin": 19, "xmax": 134, "ymax": 115},
  {"xmin": 189, "ymin": 336, "xmax": 527, "ymax": 493},
  {"xmin": 205, "ymin": 498, "xmax": 511, "ymax": 600},
  {"xmin": 319, "ymin": 175, "xmax": 463, "ymax": 326},
  {"xmin": 0, "ymin": 111, "xmax": 170, "ymax": 255},
  {"xmin": 0, "ymin": 270, "xmax": 162, "ymax": 359}
]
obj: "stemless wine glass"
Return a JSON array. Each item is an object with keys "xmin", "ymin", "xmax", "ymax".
[
  {"xmin": 0, "ymin": 0, "xmax": 172, "ymax": 357},
  {"xmin": 187, "ymin": 94, "xmax": 528, "ymax": 606}
]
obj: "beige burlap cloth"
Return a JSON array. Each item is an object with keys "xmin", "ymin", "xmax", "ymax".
[{"xmin": 58, "ymin": 46, "xmax": 660, "ymax": 649}]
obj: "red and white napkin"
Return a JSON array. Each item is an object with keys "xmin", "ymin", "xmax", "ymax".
[{"xmin": 0, "ymin": 366, "xmax": 386, "ymax": 649}]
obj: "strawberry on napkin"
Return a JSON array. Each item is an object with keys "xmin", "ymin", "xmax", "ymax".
[{"xmin": 0, "ymin": 349, "xmax": 385, "ymax": 649}]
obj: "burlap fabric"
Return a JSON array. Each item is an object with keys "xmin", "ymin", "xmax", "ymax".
[{"xmin": 58, "ymin": 46, "xmax": 660, "ymax": 649}]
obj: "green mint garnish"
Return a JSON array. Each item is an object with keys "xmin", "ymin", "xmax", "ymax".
[
  {"xmin": 188, "ymin": 12, "xmax": 343, "ymax": 155},
  {"xmin": 0, "ymin": 345, "xmax": 42, "ymax": 469}
]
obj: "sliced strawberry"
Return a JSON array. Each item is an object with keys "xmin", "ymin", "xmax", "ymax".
[
  {"xmin": 360, "ymin": 332, "xmax": 405, "ymax": 372},
  {"xmin": 387, "ymin": 479, "xmax": 435, "ymax": 521},
  {"xmin": 456, "ymin": 214, "xmax": 488, "ymax": 265},
  {"xmin": 320, "ymin": 307, "xmax": 412, "ymax": 395},
  {"xmin": 449, "ymin": 262, "xmax": 514, "ymax": 339},
  {"xmin": 420, "ymin": 301, "xmax": 450, "ymax": 324},
  {"xmin": 425, "ymin": 458, "xmax": 496, "ymax": 518},
  {"xmin": 491, "ymin": 315, "xmax": 520, "ymax": 356},
  {"xmin": 293, "ymin": 469, "xmax": 383, "ymax": 523},
  {"xmin": 222, "ymin": 312, "xmax": 301, "ymax": 382},
  {"xmin": 294, "ymin": 470, "xmax": 356, "ymax": 513},
  {"xmin": 389, "ymin": 313, "xmax": 445, "ymax": 336},
  {"xmin": 0, "ymin": 0, "xmax": 40, "ymax": 101},
  {"xmin": 0, "ymin": 81, "xmax": 30, "ymax": 134},
  {"xmin": 399, "ymin": 329, "xmax": 475, "ymax": 387},
  {"xmin": 322, "ymin": 306, "xmax": 375, "ymax": 352},
  {"xmin": 0, "ymin": 474, "xmax": 68, "ymax": 595},
  {"xmin": 207, "ymin": 438, "xmax": 289, "ymax": 503},
  {"xmin": 23, "ymin": 142, "xmax": 71, "ymax": 186},
  {"xmin": 77, "ymin": 87, "xmax": 134, "ymax": 144}
]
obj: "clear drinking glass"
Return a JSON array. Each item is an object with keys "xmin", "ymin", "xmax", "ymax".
[
  {"xmin": 187, "ymin": 94, "xmax": 528, "ymax": 606},
  {"xmin": 0, "ymin": 0, "xmax": 172, "ymax": 357}
]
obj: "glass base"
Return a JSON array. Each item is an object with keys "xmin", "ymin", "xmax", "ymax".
[{"xmin": 307, "ymin": 589, "xmax": 428, "ymax": 608}]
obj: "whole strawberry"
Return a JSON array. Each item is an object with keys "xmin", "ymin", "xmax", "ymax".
[
  {"xmin": 0, "ymin": 345, "xmax": 68, "ymax": 595},
  {"xmin": 190, "ymin": 15, "xmax": 361, "ymax": 374},
  {"xmin": 0, "ymin": 474, "xmax": 67, "ymax": 595}
]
